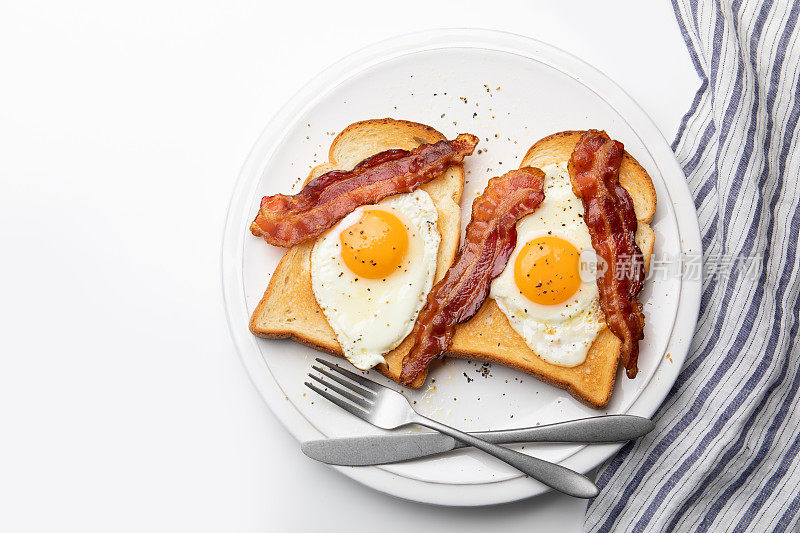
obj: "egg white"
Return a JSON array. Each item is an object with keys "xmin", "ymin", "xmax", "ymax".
[
  {"xmin": 310, "ymin": 190, "xmax": 440, "ymax": 370},
  {"xmin": 490, "ymin": 162, "xmax": 605, "ymax": 367}
]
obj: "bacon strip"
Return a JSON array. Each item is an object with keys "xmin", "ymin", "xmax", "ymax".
[
  {"xmin": 568, "ymin": 130, "xmax": 645, "ymax": 378},
  {"xmin": 400, "ymin": 168, "xmax": 546, "ymax": 385},
  {"xmin": 250, "ymin": 134, "xmax": 479, "ymax": 247}
]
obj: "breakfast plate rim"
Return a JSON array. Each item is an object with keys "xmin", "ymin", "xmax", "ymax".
[{"xmin": 221, "ymin": 28, "xmax": 703, "ymax": 506}]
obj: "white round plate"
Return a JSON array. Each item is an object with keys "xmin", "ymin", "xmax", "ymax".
[{"xmin": 222, "ymin": 29, "xmax": 702, "ymax": 506}]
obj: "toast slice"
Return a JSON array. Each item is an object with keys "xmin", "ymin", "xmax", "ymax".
[
  {"xmin": 249, "ymin": 119, "xmax": 465, "ymax": 387},
  {"xmin": 448, "ymin": 131, "xmax": 657, "ymax": 408}
]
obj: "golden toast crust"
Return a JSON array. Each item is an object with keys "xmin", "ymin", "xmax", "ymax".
[
  {"xmin": 248, "ymin": 119, "xmax": 466, "ymax": 388},
  {"xmin": 448, "ymin": 131, "xmax": 657, "ymax": 408}
]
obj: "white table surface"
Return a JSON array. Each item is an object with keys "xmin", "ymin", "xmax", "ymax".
[{"xmin": 0, "ymin": 2, "xmax": 697, "ymax": 531}]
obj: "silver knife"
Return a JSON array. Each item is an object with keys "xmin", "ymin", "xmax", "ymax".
[{"xmin": 301, "ymin": 415, "xmax": 654, "ymax": 466}]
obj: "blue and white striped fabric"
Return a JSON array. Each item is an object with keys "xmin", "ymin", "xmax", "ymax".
[{"xmin": 584, "ymin": 0, "xmax": 800, "ymax": 531}]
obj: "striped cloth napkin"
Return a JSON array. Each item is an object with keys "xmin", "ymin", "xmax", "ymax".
[{"xmin": 585, "ymin": 0, "xmax": 800, "ymax": 531}]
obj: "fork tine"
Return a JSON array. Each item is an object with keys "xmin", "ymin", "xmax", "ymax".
[
  {"xmin": 304, "ymin": 382, "xmax": 370, "ymax": 420},
  {"xmin": 314, "ymin": 358, "xmax": 383, "ymax": 392},
  {"xmin": 312, "ymin": 365, "xmax": 376, "ymax": 399},
  {"xmin": 308, "ymin": 373, "xmax": 372, "ymax": 408}
]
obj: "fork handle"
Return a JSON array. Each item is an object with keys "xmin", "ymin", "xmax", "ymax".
[{"xmin": 412, "ymin": 415, "xmax": 599, "ymax": 499}]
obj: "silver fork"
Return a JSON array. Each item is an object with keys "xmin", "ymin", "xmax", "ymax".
[{"xmin": 305, "ymin": 358, "xmax": 599, "ymax": 499}]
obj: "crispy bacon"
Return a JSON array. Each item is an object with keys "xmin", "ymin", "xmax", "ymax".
[
  {"xmin": 400, "ymin": 168, "xmax": 546, "ymax": 385},
  {"xmin": 568, "ymin": 130, "xmax": 645, "ymax": 378},
  {"xmin": 250, "ymin": 134, "xmax": 479, "ymax": 247}
]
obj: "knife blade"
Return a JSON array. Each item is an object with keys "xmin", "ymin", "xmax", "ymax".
[{"xmin": 301, "ymin": 415, "xmax": 655, "ymax": 466}]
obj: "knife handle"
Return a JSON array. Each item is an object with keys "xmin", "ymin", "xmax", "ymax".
[{"xmin": 459, "ymin": 415, "xmax": 655, "ymax": 447}]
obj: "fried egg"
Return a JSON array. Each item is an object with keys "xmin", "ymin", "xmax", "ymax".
[
  {"xmin": 490, "ymin": 162, "xmax": 604, "ymax": 367},
  {"xmin": 310, "ymin": 190, "xmax": 440, "ymax": 370}
]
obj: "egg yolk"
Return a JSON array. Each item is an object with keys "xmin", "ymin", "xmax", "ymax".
[
  {"xmin": 514, "ymin": 236, "xmax": 582, "ymax": 306},
  {"xmin": 340, "ymin": 209, "xmax": 408, "ymax": 279}
]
